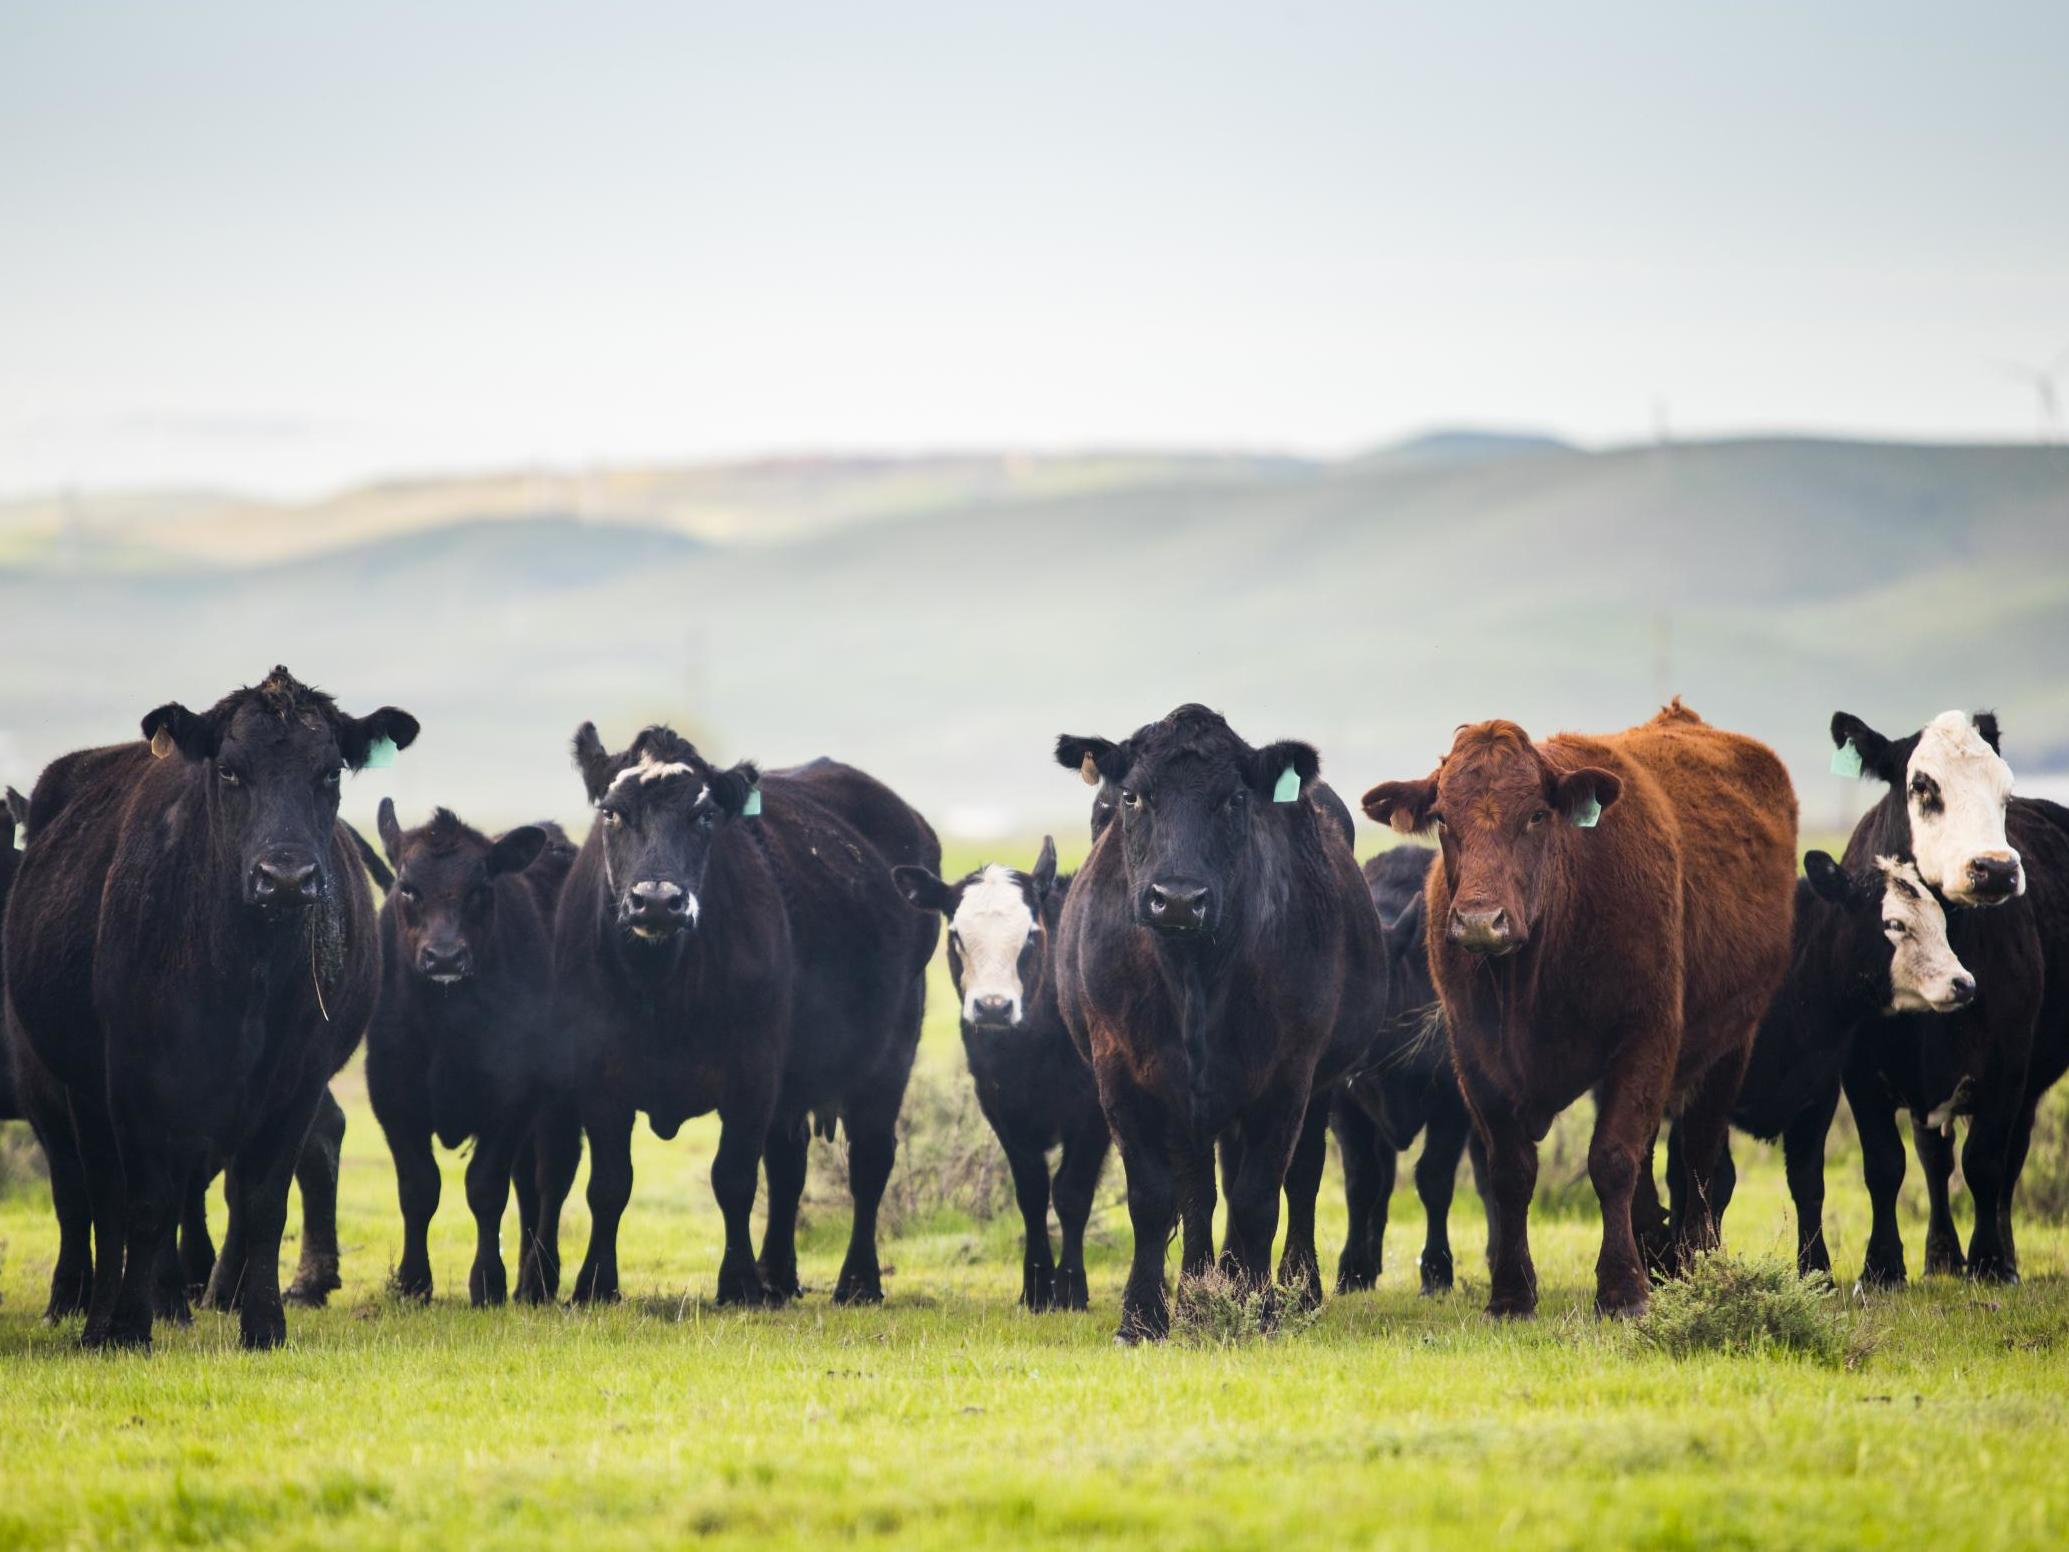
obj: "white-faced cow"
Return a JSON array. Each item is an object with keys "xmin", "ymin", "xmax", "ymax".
[
  {"xmin": 1681, "ymin": 851, "xmax": 1972, "ymax": 1276},
  {"xmin": 556, "ymin": 726, "xmax": 938, "ymax": 1307},
  {"xmin": 1829, "ymin": 709, "xmax": 2069, "ymax": 1284},
  {"xmin": 1052, "ymin": 705, "xmax": 1387, "ymax": 1342},
  {"xmin": 894, "ymin": 837, "xmax": 1110, "ymax": 1311},
  {"xmin": 2, "ymin": 667, "xmax": 415, "ymax": 1348},
  {"xmin": 367, "ymin": 801, "xmax": 583, "ymax": 1306}
]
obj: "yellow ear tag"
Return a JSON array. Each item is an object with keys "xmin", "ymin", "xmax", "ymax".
[
  {"xmin": 1273, "ymin": 765, "xmax": 1300, "ymax": 803},
  {"xmin": 1079, "ymin": 753, "xmax": 1100, "ymax": 787},
  {"xmin": 149, "ymin": 727, "xmax": 175, "ymax": 759}
]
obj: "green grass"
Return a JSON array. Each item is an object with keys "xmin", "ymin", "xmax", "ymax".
[{"xmin": 3, "ymin": 939, "xmax": 2068, "ymax": 1549}]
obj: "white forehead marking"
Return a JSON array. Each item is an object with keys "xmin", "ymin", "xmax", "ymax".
[
  {"xmin": 952, "ymin": 865, "xmax": 1032, "ymax": 932},
  {"xmin": 951, "ymin": 865, "xmax": 1037, "ymax": 1022},
  {"xmin": 608, "ymin": 754, "xmax": 701, "ymax": 794},
  {"xmin": 1914, "ymin": 711, "xmax": 2012, "ymax": 782}
]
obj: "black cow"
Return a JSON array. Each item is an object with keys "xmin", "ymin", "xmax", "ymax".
[
  {"xmin": 894, "ymin": 837, "xmax": 1110, "ymax": 1310},
  {"xmin": 2, "ymin": 667, "xmax": 414, "ymax": 1347},
  {"xmin": 558, "ymin": 726, "xmax": 939, "ymax": 1306},
  {"xmin": 1679, "ymin": 850, "xmax": 1974, "ymax": 1276},
  {"xmin": 1331, "ymin": 844, "xmax": 1482, "ymax": 1295},
  {"xmin": 1052, "ymin": 705, "xmax": 1387, "ymax": 1341},
  {"xmin": 367, "ymin": 801, "xmax": 582, "ymax": 1306},
  {"xmin": 1829, "ymin": 710, "xmax": 2069, "ymax": 1284}
]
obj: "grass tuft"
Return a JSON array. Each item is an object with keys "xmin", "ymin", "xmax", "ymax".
[
  {"xmin": 1169, "ymin": 1266, "xmax": 1320, "ymax": 1348},
  {"xmin": 1634, "ymin": 1253, "xmax": 1856, "ymax": 1365}
]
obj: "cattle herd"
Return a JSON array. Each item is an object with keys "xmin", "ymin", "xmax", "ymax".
[{"xmin": 1, "ymin": 667, "xmax": 2066, "ymax": 1350}]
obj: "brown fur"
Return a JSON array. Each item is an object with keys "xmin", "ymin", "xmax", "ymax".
[{"xmin": 1362, "ymin": 700, "xmax": 1796, "ymax": 1317}]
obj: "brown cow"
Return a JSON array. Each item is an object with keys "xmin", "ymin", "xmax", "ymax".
[{"xmin": 1362, "ymin": 701, "xmax": 1795, "ymax": 1317}]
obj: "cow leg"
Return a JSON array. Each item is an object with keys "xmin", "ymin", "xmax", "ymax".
[
  {"xmin": 756, "ymin": 1116, "xmax": 809, "ymax": 1303},
  {"xmin": 1051, "ymin": 1112, "xmax": 1108, "ymax": 1312},
  {"xmin": 1331, "ymin": 1097, "xmax": 1389, "ymax": 1293},
  {"xmin": 105, "ymin": 1128, "xmax": 188, "ymax": 1351},
  {"xmin": 285, "ymin": 1089, "xmax": 345, "ymax": 1307},
  {"xmin": 1997, "ymin": 1098, "xmax": 2039, "ymax": 1278},
  {"xmin": 464, "ymin": 1129, "xmax": 519, "ymax": 1307},
  {"xmin": 1001, "ymin": 1136, "xmax": 1057, "ymax": 1311},
  {"xmin": 1224, "ymin": 1086, "xmax": 1305, "ymax": 1299},
  {"xmin": 201, "ymin": 1164, "xmax": 247, "ymax": 1312},
  {"xmin": 1176, "ymin": 1139, "xmax": 1217, "ymax": 1278},
  {"xmin": 1850, "ymin": 1075, "xmax": 1909, "ymax": 1289},
  {"xmin": 1961, "ymin": 1089, "xmax": 2022, "ymax": 1283},
  {"xmin": 1667, "ymin": 1050, "xmax": 1743, "ymax": 1268},
  {"xmin": 150, "ymin": 1180, "xmax": 194, "ymax": 1324},
  {"xmin": 1416, "ymin": 1097, "xmax": 1471, "ymax": 1295},
  {"xmin": 1782, "ymin": 1083, "xmax": 1840, "ymax": 1277},
  {"xmin": 69, "ymin": 1092, "xmax": 130, "ymax": 1346},
  {"xmin": 1912, "ymin": 1118, "xmax": 1966, "ymax": 1276},
  {"xmin": 1112, "ymin": 1113, "xmax": 1178, "ymax": 1344},
  {"xmin": 178, "ymin": 1170, "xmax": 216, "ymax": 1298},
  {"xmin": 511, "ymin": 1135, "xmax": 540, "ymax": 1288},
  {"xmin": 1589, "ymin": 1062, "xmax": 1661, "ymax": 1318},
  {"xmin": 1471, "ymin": 1091, "xmax": 1540, "ymax": 1318},
  {"xmin": 1274, "ymin": 1096, "xmax": 1329, "ymax": 1309},
  {"xmin": 1636, "ymin": 1128, "xmax": 1674, "ymax": 1277},
  {"xmin": 225, "ymin": 1089, "xmax": 325, "ymax": 1350},
  {"xmin": 572, "ymin": 1099, "xmax": 635, "ymax": 1304},
  {"xmin": 517, "ymin": 1101, "xmax": 582, "ymax": 1304},
  {"xmin": 388, "ymin": 1121, "xmax": 441, "ymax": 1301},
  {"xmin": 713, "ymin": 1109, "xmax": 777, "ymax": 1307},
  {"xmin": 833, "ymin": 1082, "xmax": 902, "ymax": 1306},
  {"xmin": 36, "ymin": 1108, "xmax": 95, "ymax": 1322}
]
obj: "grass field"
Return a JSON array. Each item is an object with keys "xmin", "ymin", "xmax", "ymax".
[{"xmin": 3, "ymin": 852, "xmax": 2067, "ymax": 1550}]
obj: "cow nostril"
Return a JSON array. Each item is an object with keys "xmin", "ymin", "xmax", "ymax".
[
  {"xmin": 1147, "ymin": 887, "xmax": 1169, "ymax": 915},
  {"xmin": 1951, "ymin": 976, "xmax": 1976, "ymax": 1005}
]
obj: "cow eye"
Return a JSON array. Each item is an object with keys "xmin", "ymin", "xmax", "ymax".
[
  {"xmin": 1883, "ymin": 920, "xmax": 1905, "ymax": 936},
  {"xmin": 321, "ymin": 767, "xmax": 342, "ymax": 788},
  {"xmin": 398, "ymin": 883, "xmax": 420, "ymax": 903},
  {"xmin": 1121, "ymin": 789, "xmax": 1142, "ymax": 810},
  {"xmin": 217, "ymin": 763, "xmax": 241, "ymax": 787},
  {"xmin": 697, "ymin": 810, "xmax": 716, "ymax": 830},
  {"xmin": 599, "ymin": 809, "xmax": 622, "ymax": 829},
  {"xmin": 1529, "ymin": 808, "xmax": 1550, "ymax": 827}
]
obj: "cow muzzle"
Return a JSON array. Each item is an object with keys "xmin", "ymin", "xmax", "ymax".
[
  {"xmin": 417, "ymin": 944, "xmax": 473, "ymax": 984},
  {"xmin": 1955, "ymin": 852, "xmax": 2023, "ymax": 906},
  {"xmin": 1448, "ymin": 905, "xmax": 1521, "ymax": 956},
  {"xmin": 1140, "ymin": 880, "xmax": 1213, "ymax": 937},
  {"xmin": 965, "ymin": 993, "xmax": 1022, "ymax": 1029},
  {"xmin": 620, "ymin": 879, "xmax": 693, "ymax": 940},
  {"xmin": 248, "ymin": 851, "xmax": 322, "ymax": 909}
]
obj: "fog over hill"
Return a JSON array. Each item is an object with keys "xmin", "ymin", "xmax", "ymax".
[{"xmin": 2, "ymin": 435, "xmax": 2064, "ymax": 842}]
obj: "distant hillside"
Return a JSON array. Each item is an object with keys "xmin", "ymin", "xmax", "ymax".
[{"xmin": 0, "ymin": 437, "xmax": 2063, "ymax": 841}]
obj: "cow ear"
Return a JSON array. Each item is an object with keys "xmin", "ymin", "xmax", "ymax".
[
  {"xmin": 1251, "ymin": 740, "xmax": 1321, "ymax": 800},
  {"xmin": 1362, "ymin": 773, "xmax": 1439, "ymax": 835},
  {"xmin": 140, "ymin": 702, "xmax": 219, "ymax": 762},
  {"xmin": 572, "ymin": 722, "xmax": 617, "ymax": 804},
  {"xmin": 376, "ymin": 797, "xmax": 404, "ymax": 864},
  {"xmin": 892, "ymin": 865, "xmax": 955, "ymax": 916},
  {"xmin": 488, "ymin": 825, "xmax": 547, "ymax": 878},
  {"xmin": 1803, "ymin": 850, "xmax": 1858, "ymax": 908},
  {"xmin": 1385, "ymin": 892, "xmax": 1426, "ymax": 972},
  {"xmin": 1972, "ymin": 711, "xmax": 2003, "ymax": 753},
  {"xmin": 1055, "ymin": 734, "xmax": 1129, "ymax": 786},
  {"xmin": 1031, "ymin": 835, "xmax": 1059, "ymax": 901},
  {"xmin": 1830, "ymin": 712, "xmax": 1898, "ymax": 783},
  {"xmin": 337, "ymin": 706, "xmax": 420, "ymax": 770},
  {"xmin": 6, "ymin": 785, "xmax": 29, "ymax": 840},
  {"xmin": 708, "ymin": 761, "xmax": 761, "ymax": 816},
  {"xmin": 1554, "ymin": 767, "xmax": 1622, "ymax": 826}
]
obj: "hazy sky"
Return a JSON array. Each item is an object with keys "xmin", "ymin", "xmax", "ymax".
[{"xmin": 3, "ymin": 1, "xmax": 2064, "ymax": 497}]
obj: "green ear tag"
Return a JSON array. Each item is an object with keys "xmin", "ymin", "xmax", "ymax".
[
  {"xmin": 742, "ymin": 786, "xmax": 763, "ymax": 817},
  {"xmin": 1829, "ymin": 738, "xmax": 1862, "ymax": 779},
  {"xmin": 1272, "ymin": 765, "xmax": 1300, "ymax": 804},
  {"xmin": 364, "ymin": 735, "xmax": 398, "ymax": 770},
  {"xmin": 1572, "ymin": 794, "xmax": 1602, "ymax": 829}
]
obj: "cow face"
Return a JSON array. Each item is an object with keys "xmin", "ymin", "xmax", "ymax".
[
  {"xmin": 1362, "ymin": 721, "xmax": 1620, "ymax": 957},
  {"xmin": 1804, "ymin": 850, "xmax": 1974, "ymax": 1014},
  {"xmin": 141, "ymin": 666, "xmax": 418, "ymax": 912},
  {"xmin": 896, "ymin": 837, "xmax": 1058, "ymax": 1028},
  {"xmin": 1830, "ymin": 710, "xmax": 2020, "ymax": 906},
  {"xmin": 1056, "ymin": 706, "xmax": 1318, "ymax": 940},
  {"xmin": 572, "ymin": 723, "xmax": 757, "ymax": 945},
  {"xmin": 378, "ymin": 800, "xmax": 545, "ymax": 983}
]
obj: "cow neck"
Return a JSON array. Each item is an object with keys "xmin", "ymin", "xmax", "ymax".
[{"xmin": 1854, "ymin": 788, "xmax": 1913, "ymax": 865}]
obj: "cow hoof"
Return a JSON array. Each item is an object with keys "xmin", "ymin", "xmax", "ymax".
[
  {"xmin": 85, "ymin": 1325, "xmax": 152, "ymax": 1353},
  {"xmin": 282, "ymin": 1283, "xmax": 335, "ymax": 1309},
  {"xmin": 1418, "ymin": 1278, "xmax": 1455, "ymax": 1299},
  {"xmin": 1858, "ymin": 1263, "xmax": 1907, "ymax": 1292},
  {"xmin": 831, "ymin": 1280, "xmax": 884, "ymax": 1307},
  {"xmin": 392, "ymin": 1277, "xmax": 434, "ymax": 1304},
  {"xmin": 240, "ymin": 1313, "xmax": 287, "ymax": 1351},
  {"xmin": 1485, "ymin": 1299, "xmax": 1537, "ymax": 1321},
  {"xmin": 1967, "ymin": 1261, "xmax": 2019, "ymax": 1286},
  {"xmin": 1595, "ymin": 1296, "xmax": 1649, "ymax": 1321},
  {"xmin": 1923, "ymin": 1245, "xmax": 1966, "ymax": 1278}
]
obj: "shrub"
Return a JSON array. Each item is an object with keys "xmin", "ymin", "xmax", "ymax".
[
  {"xmin": 0, "ymin": 1122, "xmax": 48, "ymax": 1200},
  {"xmin": 809, "ymin": 1062, "xmax": 1011, "ymax": 1237},
  {"xmin": 1169, "ymin": 1265, "xmax": 1319, "ymax": 1348},
  {"xmin": 1634, "ymin": 1252, "xmax": 1852, "ymax": 1364}
]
